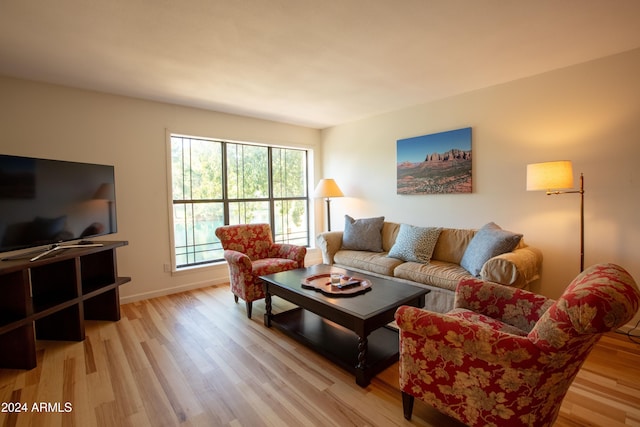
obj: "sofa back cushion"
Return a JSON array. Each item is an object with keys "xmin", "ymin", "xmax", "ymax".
[
  {"xmin": 381, "ymin": 223, "xmax": 474, "ymax": 263},
  {"xmin": 381, "ymin": 222, "xmax": 401, "ymax": 252},
  {"xmin": 432, "ymin": 228, "xmax": 476, "ymax": 264}
]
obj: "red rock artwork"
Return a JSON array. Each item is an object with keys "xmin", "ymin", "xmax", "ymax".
[{"xmin": 396, "ymin": 127, "xmax": 472, "ymax": 194}]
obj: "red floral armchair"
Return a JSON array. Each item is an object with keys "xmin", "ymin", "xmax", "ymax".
[
  {"xmin": 395, "ymin": 263, "xmax": 640, "ymax": 427},
  {"xmin": 215, "ymin": 223, "xmax": 306, "ymax": 318}
]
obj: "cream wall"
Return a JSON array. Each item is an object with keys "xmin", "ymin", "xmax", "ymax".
[
  {"xmin": 320, "ymin": 48, "xmax": 640, "ymax": 308},
  {"xmin": 0, "ymin": 76, "xmax": 321, "ymax": 301}
]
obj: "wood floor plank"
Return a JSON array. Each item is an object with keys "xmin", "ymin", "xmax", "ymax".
[{"xmin": 0, "ymin": 283, "xmax": 638, "ymax": 426}]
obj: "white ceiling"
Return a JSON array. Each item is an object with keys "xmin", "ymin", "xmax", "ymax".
[{"xmin": 2, "ymin": 1, "xmax": 640, "ymax": 129}]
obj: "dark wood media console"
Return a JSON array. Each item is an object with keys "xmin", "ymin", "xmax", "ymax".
[{"xmin": 0, "ymin": 241, "xmax": 130, "ymax": 369}]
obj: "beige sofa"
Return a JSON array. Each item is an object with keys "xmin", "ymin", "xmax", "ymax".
[{"xmin": 316, "ymin": 221, "xmax": 542, "ymax": 313}]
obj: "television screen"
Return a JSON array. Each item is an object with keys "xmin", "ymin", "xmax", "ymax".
[{"xmin": 0, "ymin": 154, "xmax": 117, "ymax": 253}]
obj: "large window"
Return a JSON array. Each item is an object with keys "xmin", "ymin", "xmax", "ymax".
[{"xmin": 170, "ymin": 134, "xmax": 309, "ymax": 268}]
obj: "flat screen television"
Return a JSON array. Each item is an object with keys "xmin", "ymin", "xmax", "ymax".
[{"xmin": 0, "ymin": 154, "xmax": 117, "ymax": 255}]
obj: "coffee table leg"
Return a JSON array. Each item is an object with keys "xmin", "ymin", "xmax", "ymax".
[
  {"xmin": 264, "ymin": 290, "xmax": 272, "ymax": 327},
  {"xmin": 356, "ymin": 335, "xmax": 369, "ymax": 387}
]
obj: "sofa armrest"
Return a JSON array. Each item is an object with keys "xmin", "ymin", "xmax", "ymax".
[
  {"xmin": 454, "ymin": 278, "xmax": 554, "ymax": 331},
  {"xmin": 480, "ymin": 245, "xmax": 543, "ymax": 288},
  {"xmin": 270, "ymin": 243, "xmax": 307, "ymax": 268},
  {"xmin": 316, "ymin": 231, "xmax": 343, "ymax": 264}
]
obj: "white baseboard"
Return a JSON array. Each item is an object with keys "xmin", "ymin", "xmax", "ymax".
[
  {"xmin": 118, "ymin": 249, "xmax": 328, "ymax": 305},
  {"xmin": 119, "ymin": 277, "xmax": 229, "ymax": 304}
]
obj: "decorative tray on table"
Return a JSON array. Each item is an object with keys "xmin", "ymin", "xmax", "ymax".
[{"xmin": 301, "ymin": 273, "xmax": 372, "ymax": 297}]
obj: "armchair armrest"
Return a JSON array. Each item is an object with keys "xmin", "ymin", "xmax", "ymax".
[
  {"xmin": 480, "ymin": 245, "xmax": 543, "ymax": 288},
  {"xmin": 395, "ymin": 305, "xmax": 538, "ymax": 360},
  {"xmin": 454, "ymin": 278, "xmax": 554, "ymax": 332},
  {"xmin": 316, "ymin": 231, "xmax": 343, "ymax": 264},
  {"xmin": 223, "ymin": 250, "xmax": 252, "ymax": 271},
  {"xmin": 270, "ymin": 243, "xmax": 307, "ymax": 268},
  {"xmin": 223, "ymin": 250, "xmax": 254, "ymax": 288}
]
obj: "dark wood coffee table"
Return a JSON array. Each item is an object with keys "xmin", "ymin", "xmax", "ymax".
[{"xmin": 260, "ymin": 264, "xmax": 429, "ymax": 387}]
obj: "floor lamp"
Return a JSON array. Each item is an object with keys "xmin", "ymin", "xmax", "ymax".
[
  {"xmin": 313, "ymin": 178, "xmax": 344, "ymax": 231},
  {"xmin": 93, "ymin": 182, "xmax": 115, "ymax": 233},
  {"xmin": 526, "ymin": 160, "xmax": 585, "ymax": 272}
]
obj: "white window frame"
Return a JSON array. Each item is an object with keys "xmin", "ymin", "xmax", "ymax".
[{"xmin": 166, "ymin": 131, "xmax": 311, "ymax": 271}]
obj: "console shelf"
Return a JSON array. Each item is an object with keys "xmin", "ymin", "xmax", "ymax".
[{"xmin": 0, "ymin": 241, "xmax": 130, "ymax": 369}]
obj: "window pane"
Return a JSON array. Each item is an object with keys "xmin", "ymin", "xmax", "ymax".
[
  {"xmin": 274, "ymin": 199, "xmax": 308, "ymax": 246},
  {"xmin": 171, "ymin": 136, "xmax": 223, "ymax": 201},
  {"xmin": 228, "ymin": 201, "xmax": 270, "ymax": 225},
  {"xmin": 272, "ymin": 148, "xmax": 307, "ymax": 198},
  {"xmin": 173, "ymin": 202, "xmax": 224, "ymax": 266},
  {"xmin": 226, "ymin": 143, "xmax": 268, "ymax": 199},
  {"xmin": 191, "ymin": 139, "xmax": 223, "ymax": 200},
  {"xmin": 171, "ymin": 136, "xmax": 190, "ymax": 200}
]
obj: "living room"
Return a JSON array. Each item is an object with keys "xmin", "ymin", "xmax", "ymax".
[
  {"xmin": 0, "ymin": 4, "xmax": 639, "ymax": 309},
  {"xmin": 1, "ymin": 1, "xmax": 640, "ymax": 425}
]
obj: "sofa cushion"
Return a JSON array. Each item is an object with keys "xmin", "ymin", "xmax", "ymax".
[
  {"xmin": 460, "ymin": 222, "xmax": 523, "ymax": 276},
  {"xmin": 334, "ymin": 250, "xmax": 404, "ymax": 276},
  {"xmin": 394, "ymin": 260, "xmax": 473, "ymax": 292},
  {"xmin": 381, "ymin": 222, "xmax": 401, "ymax": 252},
  {"xmin": 388, "ymin": 224, "xmax": 441, "ymax": 263},
  {"xmin": 342, "ymin": 215, "xmax": 385, "ymax": 252},
  {"xmin": 431, "ymin": 228, "xmax": 476, "ymax": 264}
]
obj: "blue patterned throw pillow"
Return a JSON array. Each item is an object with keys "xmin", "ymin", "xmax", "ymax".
[
  {"xmin": 460, "ymin": 222, "xmax": 523, "ymax": 276},
  {"xmin": 387, "ymin": 224, "xmax": 442, "ymax": 263}
]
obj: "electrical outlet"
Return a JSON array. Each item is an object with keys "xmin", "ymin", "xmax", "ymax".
[{"xmin": 163, "ymin": 263, "xmax": 171, "ymax": 273}]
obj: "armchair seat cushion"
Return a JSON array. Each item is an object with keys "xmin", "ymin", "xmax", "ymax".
[{"xmin": 252, "ymin": 258, "xmax": 300, "ymax": 276}]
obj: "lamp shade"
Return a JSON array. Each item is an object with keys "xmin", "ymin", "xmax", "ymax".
[
  {"xmin": 93, "ymin": 182, "xmax": 115, "ymax": 200},
  {"xmin": 526, "ymin": 161, "xmax": 574, "ymax": 191},
  {"xmin": 313, "ymin": 178, "xmax": 344, "ymax": 198}
]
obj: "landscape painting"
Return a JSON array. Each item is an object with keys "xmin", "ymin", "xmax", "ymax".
[{"xmin": 397, "ymin": 127, "xmax": 472, "ymax": 195}]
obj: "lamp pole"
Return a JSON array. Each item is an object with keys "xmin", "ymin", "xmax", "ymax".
[
  {"xmin": 579, "ymin": 173, "xmax": 584, "ymax": 272},
  {"xmin": 545, "ymin": 173, "xmax": 584, "ymax": 272}
]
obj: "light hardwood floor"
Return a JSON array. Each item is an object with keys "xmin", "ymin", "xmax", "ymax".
[{"xmin": 0, "ymin": 283, "xmax": 639, "ymax": 427}]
